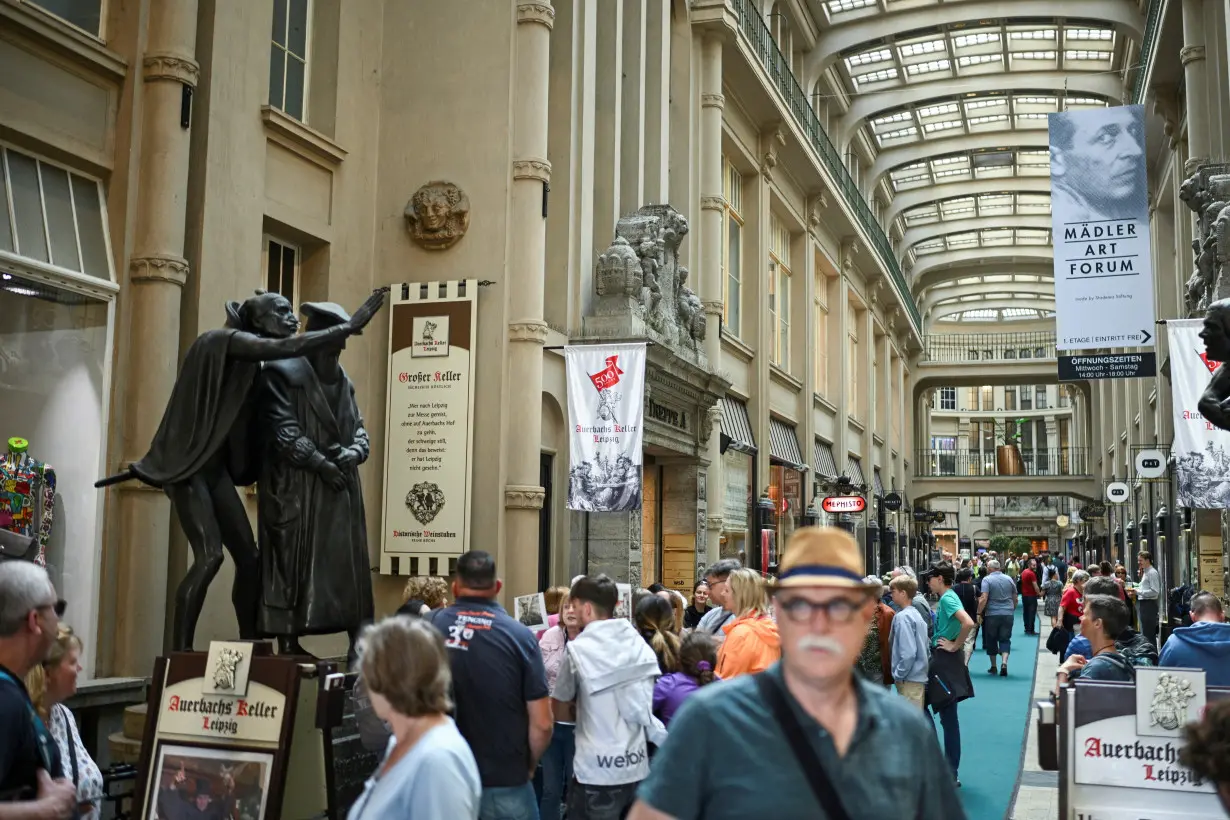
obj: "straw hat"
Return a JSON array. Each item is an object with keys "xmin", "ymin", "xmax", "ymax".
[{"xmin": 772, "ymin": 527, "xmax": 883, "ymax": 591}]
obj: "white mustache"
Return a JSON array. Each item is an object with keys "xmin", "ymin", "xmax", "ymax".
[{"xmin": 796, "ymin": 635, "xmax": 845, "ymax": 654}]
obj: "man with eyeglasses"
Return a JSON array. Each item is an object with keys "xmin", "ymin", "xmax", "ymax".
[
  {"xmin": 694, "ymin": 559, "xmax": 741, "ymax": 643},
  {"xmin": 627, "ymin": 528, "xmax": 966, "ymax": 820},
  {"xmin": 0, "ymin": 561, "xmax": 77, "ymax": 818}
]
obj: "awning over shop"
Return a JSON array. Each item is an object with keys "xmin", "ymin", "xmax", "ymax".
[
  {"xmin": 846, "ymin": 456, "xmax": 865, "ymax": 486},
  {"xmin": 720, "ymin": 396, "xmax": 757, "ymax": 455},
  {"xmin": 873, "ymin": 468, "xmax": 885, "ymax": 498},
  {"xmin": 814, "ymin": 439, "xmax": 838, "ymax": 479},
  {"xmin": 769, "ymin": 419, "xmax": 808, "ymax": 472}
]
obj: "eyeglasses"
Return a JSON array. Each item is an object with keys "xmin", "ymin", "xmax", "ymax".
[
  {"xmin": 38, "ymin": 599, "xmax": 67, "ymax": 617},
  {"xmin": 776, "ymin": 595, "xmax": 869, "ymax": 624}
]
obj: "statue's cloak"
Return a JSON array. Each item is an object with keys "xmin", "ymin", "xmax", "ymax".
[{"xmin": 130, "ymin": 329, "xmax": 261, "ymax": 488}]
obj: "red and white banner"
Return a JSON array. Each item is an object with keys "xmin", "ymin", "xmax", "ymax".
[
  {"xmin": 565, "ymin": 343, "xmax": 646, "ymax": 512},
  {"xmin": 1167, "ymin": 319, "xmax": 1230, "ymax": 508}
]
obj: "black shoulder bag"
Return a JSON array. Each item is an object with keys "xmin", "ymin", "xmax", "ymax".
[{"xmin": 755, "ymin": 673, "xmax": 853, "ymax": 820}]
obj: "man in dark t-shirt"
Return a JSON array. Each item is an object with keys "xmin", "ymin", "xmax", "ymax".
[
  {"xmin": 0, "ymin": 562, "xmax": 75, "ymax": 817},
  {"xmin": 427, "ymin": 551, "xmax": 552, "ymax": 819}
]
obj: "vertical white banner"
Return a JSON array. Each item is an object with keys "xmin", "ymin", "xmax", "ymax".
[
  {"xmin": 565, "ymin": 343, "xmax": 646, "ymax": 512},
  {"xmin": 1167, "ymin": 319, "xmax": 1230, "ymax": 508},
  {"xmin": 1050, "ymin": 105, "xmax": 1156, "ymax": 351}
]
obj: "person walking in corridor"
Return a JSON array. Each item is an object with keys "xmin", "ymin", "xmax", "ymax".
[
  {"xmin": 1020, "ymin": 558, "xmax": 1040, "ymax": 636},
  {"xmin": 928, "ymin": 564, "xmax": 976, "ymax": 786},
  {"xmin": 1137, "ymin": 551, "xmax": 1162, "ymax": 648},
  {"xmin": 978, "ymin": 561, "xmax": 1018, "ymax": 676}
]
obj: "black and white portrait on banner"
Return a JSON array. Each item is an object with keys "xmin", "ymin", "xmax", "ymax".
[
  {"xmin": 1168, "ymin": 320, "xmax": 1230, "ymax": 508},
  {"xmin": 565, "ymin": 343, "xmax": 647, "ymax": 512},
  {"xmin": 514, "ymin": 592, "xmax": 547, "ymax": 632},
  {"xmin": 1050, "ymin": 105, "xmax": 1156, "ymax": 352}
]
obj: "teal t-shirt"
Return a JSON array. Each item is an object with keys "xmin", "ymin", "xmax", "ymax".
[{"xmin": 933, "ymin": 588, "xmax": 962, "ymax": 646}]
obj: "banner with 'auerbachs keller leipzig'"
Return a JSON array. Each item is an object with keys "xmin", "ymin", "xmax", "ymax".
[
  {"xmin": 1049, "ymin": 104, "xmax": 1156, "ymax": 352},
  {"xmin": 1167, "ymin": 319, "xmax": 1230, "ymax": 509},
  {"xmin": 565, "ymin": 343, "xmax": 646, "ymax": 512}
]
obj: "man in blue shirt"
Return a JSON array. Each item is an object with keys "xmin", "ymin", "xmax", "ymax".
[
  {"xmin": 978, "ymin": 560, "xmax": 1018, "ymax": 676},
  {"xmin": 427, "ymin": 551, "xmax": 553, "ymax": 820},
  {"xmin": 627, "ymin": 527, "xmax": 966, "ymax": 820},
  {"xmin": 1161, "ymin": 591, "xmax": 1230, "ymax": 685}
]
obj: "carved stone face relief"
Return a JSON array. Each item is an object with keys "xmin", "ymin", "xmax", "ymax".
[{"xmin": 405, "ymin": 181, "xmax": 470, "ymax": 250}]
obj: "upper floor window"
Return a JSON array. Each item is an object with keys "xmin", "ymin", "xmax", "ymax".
[
  {"xmin": 270, "ymin": 0, "xmax": 311, "ymax": 121},
  {"xmin": 939, "ymin": 387, "xmax": 956, "ymax": 410},
  {"xmin": 769, "ymin": 213, "xmax": 791, "ymax": 369},
  {"xmin": 1035, "ymin": 386, "xmax": 1047, "ymax": 409},
  {"xmin": 814, "ymin": 269, "xmax": 829, "ymax": 395},
  {"xmin": 722, "ymin": 159, "xmax": 743, "ymax": 337},
  {"xmin": 265, "ymin": 235, "xmax": 301, "ymax": 308},
  {"xmin": 26, "ymin": 0, "xmax": 102, "ymax": 37},
  {"xmin": 848, "ymin": 305, "xmax": 861, "ymax": 419}
]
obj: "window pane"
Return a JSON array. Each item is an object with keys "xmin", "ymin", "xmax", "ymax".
[
  {"xmin": 28, "ymin": 0, "xmax": 101, "ymax": 36},
  {"xmin": 40, "ymin": 164, "xmax": 80, "ymax": 271},
  {"xmin": 280, "ymin": 244, "xmax": 296, "ymax": 304},
  {"xmin": 0, "ymin": 168, "xmax": 11, "ymax": 253},
  {"xmin": 288, "ymin": 0, "xmax": 309, "ymax": 57},
  {"xmin": 71, "ymin": 175, "xmax": 109, "ymax": 279},
  {"xmin": 272, "ymin": 0, "xmax": 288, "ymax": 45},
  {"xmin": 727, "ymin": 216, "xmax": 740, "ymax": 333},
  {"xmin": 7, "ymin": 152, "xmax": 48, "ymax": 263},
  {"xmin": 266, "ymin": 240, "xmax": 281, "ymax": 292},
  {"xmin": 285, "ymin": 56, "xmax": 306, "ymax": 120},
  {"xmin": 269, "ymin": 48, "xmax": 286, "ymax": 109}
]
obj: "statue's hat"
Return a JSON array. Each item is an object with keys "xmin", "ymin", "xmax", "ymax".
[{"xmin": 301, "ymin": 301, "xmax": 350, "ymax": 331}]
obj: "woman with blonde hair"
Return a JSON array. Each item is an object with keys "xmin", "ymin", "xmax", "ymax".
[
  {"xmin": 25, "ymin": 624, "xmax": 103, "ymax": 820},
  {"xmin": 714, "ymin": 568, "xmax": 780, "ymax": 679},
  {"xmin": 401, "ymin": 575, "xmax": 450, "ymax": 614},
  {"xmin": 349, "ymin": 616, "xmax": 480, "ymax": 819},
  {"xmin": 635, "ymin": 594, "xmax": 682, "ymax": 674}
]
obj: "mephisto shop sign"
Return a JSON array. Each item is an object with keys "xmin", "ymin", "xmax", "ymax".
[
  {"xmin": 565, "ymin": 343, "xmax": 646, "ymax": 512},
  {"xmin": 380, "ymin": 281, "xmax": 478, "ymax": 567}
]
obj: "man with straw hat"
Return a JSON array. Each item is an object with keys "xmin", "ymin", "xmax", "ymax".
[{"xmin": 628, "ymin": 527, "xmax": 966, "ymax": 820}]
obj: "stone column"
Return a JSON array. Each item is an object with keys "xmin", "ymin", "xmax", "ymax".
[
  {"xmin": 110, "ymin": 0, "xmax": 199, "ymax": 676},
  {"xmin": 504, "ymin": 2, "xmax": 555, "ymax": 597},
  {"xmin": 699, "ymin": 33, "xmax": 725, "ymax": 563},
  {"xmin": 593, "ymin": 0, "xmax": 623, "ymax": 252},
  {"xmin": 1182, "ymin": 0, "xmax": 1210, "ymax": 173},
  {"xmin": 620, "ymin": 0, "xmax": 646, "ymax": 212},
  {"xmin": 643, "ymin": 0, "xmax": 671, "ymax": 203}
]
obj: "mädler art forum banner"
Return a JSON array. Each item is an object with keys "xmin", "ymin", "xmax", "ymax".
[
  {"xmin": 566, "ymin": 343, "xmax": 646, "ymax": 512},
  {"xmin": 380, "ymin": 280, "xmax": 478, "ymax": 573},
  {"xmin": 1167, "ymin": 319, "xmax": 1230, "ymax": 509},
  {"xmin": 1050, "ymin": 105, "xmax": 1156, "ymax": 351}
]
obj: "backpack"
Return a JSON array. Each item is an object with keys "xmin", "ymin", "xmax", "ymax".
[
  {"xmin": 1169, "ymin": 585, "xmax": 1195, "ymax": 627},
  {"xmin": 1116, "ymin": 630, "xmax": 1160, "ymax": 668}
]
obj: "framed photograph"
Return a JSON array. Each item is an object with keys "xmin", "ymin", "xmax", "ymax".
[
  {"xmin": 146, "ymin": 742, "xmax": 274, "ymax": 820},
  {"xmin": 514, "ymin": 592, "xmax": 547, "ymax": 631},
  {"xmin": 615, "ymin": 584, "xmax": 632, "ymax": 620}
]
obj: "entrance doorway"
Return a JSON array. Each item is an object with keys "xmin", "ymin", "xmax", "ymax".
[{"xmin": 538, "ymin": 452, "xmax": 553, "ymax": 592}]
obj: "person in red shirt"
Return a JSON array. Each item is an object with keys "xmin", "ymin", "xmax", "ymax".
[
  {"xmin": 1019, "ymin": 558, "xmax": 1040, "ymax": 635},
  {"xmin": 1061, "ymin": 571, "xmax": 1090, "ymax": 636}
]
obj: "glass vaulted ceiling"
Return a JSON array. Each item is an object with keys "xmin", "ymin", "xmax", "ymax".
[{"xmin": 821, "ymin": 7, "xmax": 1134, "ymax": 322}]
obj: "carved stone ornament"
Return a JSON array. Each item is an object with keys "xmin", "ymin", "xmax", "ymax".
[
  {"xmin": 143, "ymin": 53, "xmax": 200, "ymax": 86},
  {"xmin": 508, "ymin": 321, "xmax": 549, "ymax": 344},
  {"xmin": 513, "ymin": 157, "xmax": 552, "ymax": 183},
  {"xmin": 701, "ymin": 92, "xmax": 725, "ymax": 110},
  {"xmin": 1181, "ymin": 44, "xmax": 1206, "ymax": 65},
  {"xmin": 505, "ymin": 484, "xmax": 546, "ymax": 509},
  {"xmin": 405, "ymin": 181, "xmax": 471, "ymax": 251},
  {"xmin": 516, "ymin": 2, "xmax": 556, "ymax": 28},
  {"xmin": 129, "ymin": 253, "xmax": 190, "ymax": 286},
  {"xmin": 1180, "ymin": 163, "xmax": 1230, "ymax": 312}
]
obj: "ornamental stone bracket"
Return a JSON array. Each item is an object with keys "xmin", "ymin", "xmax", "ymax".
[
  {"xmin": 505, "ymin": 484, "xmax": 546, "ymax": 509},
  {"xmin": 508, "ymin": 320, "xmax": 549, "ymax": 344},
  {"xmin": 513, "ymin": 157, "xmax": 552, "ymax": 183},
  {"xmin": 142, "ymin": 53, "xmax": 200, "ymax": 87},
  {"xmin": 129, "ymin": 253, "xmax": 190, "ymax": 287},
  {"xmin": 516, "ymin": 2, "xmax": 556, "ymax": 28}
]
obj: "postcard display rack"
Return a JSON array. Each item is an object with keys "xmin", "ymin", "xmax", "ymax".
[{"xmin": 135, "ymin": 641, "xmax": 346, "ymax": 820}]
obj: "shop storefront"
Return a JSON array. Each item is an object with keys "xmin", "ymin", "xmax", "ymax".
[
  {"xmin": 767, "ymin": 419, "xmax": 807, "ymax": 569},
  {"xmin": 0, "ymin": 143, "xmax": 117, "ymax": 672},
  {"xmin": 846, "ymin": 456, "xmax": 871, "ymax": 571},
  {"xmin": 720, "ymin": 396, "xmax": 756, "ymax": 564}
]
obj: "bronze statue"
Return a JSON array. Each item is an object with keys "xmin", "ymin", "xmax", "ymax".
[
  {"xmin": 97, "ymin": 288, "xmax": 387, "ymax": 651},
  {"xmin": 255, "ymin": 302, "xmax": 374, "ymax": 660},
  {"xmin": 1198, "ymin": 299, "xmax": 1230, "ymax": 432}
]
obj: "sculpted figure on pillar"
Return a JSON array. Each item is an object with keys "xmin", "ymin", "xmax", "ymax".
[
  {"xmin": 1198, "ymin": 300, "xmax": 1230, "ymax": 433},
  {"xmin": 1180, "ymin": 164, "xmax": 1230, "ymax": 311}
]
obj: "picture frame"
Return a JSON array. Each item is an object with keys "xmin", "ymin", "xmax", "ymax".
[
  {"xmin": 145, "ymin": 741, "xmax": 274, "ymax": 820},
  {"xmin": 514, "ymin": 592, "xmax": 548, "ymax": 631},
  {"xmin": 615, "ymin": 583, "xmax": 632, "ymax": 620}
]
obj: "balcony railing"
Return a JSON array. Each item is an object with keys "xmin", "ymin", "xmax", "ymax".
[
  {"xmin": 923, "ymin": 332, "xmax": 1057, "ymax": 363},
  {"xmin": 915, "ymin": 448, "xmax": 1092, "ymax": 478},
  {"xmin": 1132, "ymin": 0, "xmax": 1164, "ymax": 104},
  {"xmin": 730, "ymin": 0, "xmax": 921, "ymax": 333}
]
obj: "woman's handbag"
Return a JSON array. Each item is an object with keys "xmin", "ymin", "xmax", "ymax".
[{"xmin": 1046, "ymin": 626, "xmax": 1071, "ymax": 656}]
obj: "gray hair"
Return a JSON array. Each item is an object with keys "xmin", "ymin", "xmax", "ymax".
[
  {"xmin": 0, "ymin": 562, "xmax": 54, "ymax": 637},
  {"xmin": 895, "ymin": 566, "xmax": 917, "ymax": 580},
  {"xmin": 704, "ymin": 559, "xmax": 742, "ymax": 583},
  {"xmin": 1072, "ymin": 570, "xmax": 1091, "ymax": 585},
  {"xmin": 988, "ymin": 560, "xmax": 1001, "ymax": 571}
]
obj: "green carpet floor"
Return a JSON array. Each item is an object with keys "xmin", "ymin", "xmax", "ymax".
[{"xmin": 932, "ymin": 600, "xmax": 1039, "ymax": 820}]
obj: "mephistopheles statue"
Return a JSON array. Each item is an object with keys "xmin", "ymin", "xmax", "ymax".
[
  {"xmin": 1198, "ymin": 299, "xmax": 1230, "ymax": 432},
  {"xmin": 97, "ymin": 288, "xmax": 387, "ymax": 651}
]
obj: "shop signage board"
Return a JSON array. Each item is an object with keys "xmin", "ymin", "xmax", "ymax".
[
  {"xmin": 913, "ymin": 507, "xmax": 932, "ymax": 522},
  {"xmin": 1063, "ymin": 668, "xmax": 1225, "ymax": 820},
  {"xmin": 1135, "ymin": 449, "xmax": 1168, "ymax": 480},
  {"xmin": 1198, "ymin": 534, "xmax": 1226, "ymax": 598},
  {"xmin": 564, "ymin": 342, "xmax": 647, "ymax": 512},
  {"xmin": 1106, "ymin": 482, "xmax": 1130, "ymax": 504},
  {"xmin": 1058, "ymin": 352, "xmax": 1156, "ymax": 381},
  {"xmin": 883, "ymin": 492, "xmax": 902, "ymax": 512},
  {"xmin": 1166, "ymin": 319, "xmax": 1230, "ymax": 508},
  {"xmin": 1049, "ymin": 105, "xmax": 1156, "ymax": 352},
  {"xmin": 380, "ymin": 280, "xmax": 479, "ymax": 573},
  {"xmin": 822, "ymin": 495, "xmax": 866, "ymax": 514}
]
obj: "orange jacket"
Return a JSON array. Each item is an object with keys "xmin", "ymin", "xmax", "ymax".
[{"xmin": 715, "ymin": 613, "xmax": 781, "ymax": 679}]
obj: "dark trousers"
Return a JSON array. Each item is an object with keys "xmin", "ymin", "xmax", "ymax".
[
  {"xmin": 1022, "ymin": 596, "xmax": 1038, "ymax": 634},
  {"xmin": 566, "ymin": 780, "xmax": 638, "ymax": 820},
  {"xmin": 933, "ymin": 702, "xmax": 961, "ymax": 777},
  {"xmin": 983, "ymin": 614, "xmax": 1014, "ymax": 656},
  {"xmin": 1139, "ymin": 598, "xmax": 1160, "ymax": 648},
  {"xmin": 537, "ymin": 723, "xmax": 574, "ymax": 820}
]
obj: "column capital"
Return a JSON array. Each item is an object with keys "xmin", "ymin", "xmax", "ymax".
[
  {"xmin": 505, "ymin": 484, "xmax": 546, "ymax": 509},
  {"xmin": 142, "ymin": 53, "xmax": 200, "ymax": 87},
  {"xmin": 702, "ymin": 299, "xmax": 724, "ymax": 317},
  {"xmin": 700, "ymin": 194, "xmax": 725, "ymax": 212},
  {"xmin": 1181, "ymin": 44, "xmax": 1206, "ymax": 65},
  {"xmin": 513, "ymin": 157, "xmax": 552, "ymax": 182},
  {"xmin": 701, "ymin": 92, "xmax": 725, "ymax": 110},
  {"xmin": 509, "ymin": 321, "xmax": 549, "ymax": 344},
  {"xmin": 516, "ymin": 2, "xmax": 555, "ymax": 29},
  {"xmin": 129, "ymin": 253, "xmax": 189, "ymax": 286}
]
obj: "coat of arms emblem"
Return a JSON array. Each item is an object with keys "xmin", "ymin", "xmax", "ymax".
[
  {"xmin": 421, "ymin": 320, "xmax": 437, "ymax": 343},
  {"xmin": 1149, "ymin": 671, "xmax": 1198, "ymax": 730},
  {"xmin": 406, "ymin": 482, "xmax": 446, "ymax": 525}
]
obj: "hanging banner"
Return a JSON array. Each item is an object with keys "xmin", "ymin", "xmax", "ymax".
[
  {"xmin": 1050, "ymin": 105, "xmax": 1156, "ymax": 351},
  {"xmin": 380, "ymin": 280, "xmax": 478, "ymax": 573},
  {"xmin": 565, "ymin": 343, "xmax": 646, "ymax": 512},
  {"xmin": 1167, "ymin": 319, "xmax": 1230, "ymax": 509}
]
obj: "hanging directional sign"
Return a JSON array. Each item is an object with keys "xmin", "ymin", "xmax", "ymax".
[
  {"xmin": 1058, "ymin": 351, "xmax": 1156, "ymax": 381},
  {"xmin": 822, "ymin": 496, "xmax": 866, "ymax": 514},
  {"xmin": 1105, "ymin": 481, "xmax": 1130, "ymax": 503},
  {"xmin": 883, "ymin": 492, "xmax": 903, "ymax": 512},
  {"xmin": 1134, "ymin": 449, "xmax": 1167, "ymax": 480}
]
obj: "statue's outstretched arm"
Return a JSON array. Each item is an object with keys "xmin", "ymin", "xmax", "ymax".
[{"xmin": 229, "ymin": 288, "xmax": 387, "ymax": 362}]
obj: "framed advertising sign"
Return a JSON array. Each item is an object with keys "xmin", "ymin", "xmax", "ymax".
[{"xmin": 380, "ymin": 280, "xmax": 479, "ymax": 574}]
